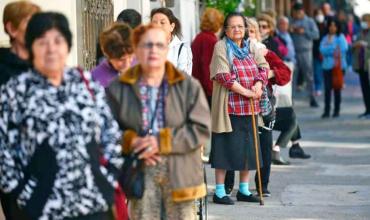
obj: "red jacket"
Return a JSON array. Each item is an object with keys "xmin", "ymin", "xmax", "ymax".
[
  {"xmin": 265, "ymin": 50, "xmax": 291, "ymax": 88},
  {"xmin": 191, "ymin": 31, "xmax": 218, "ymax": 97}
]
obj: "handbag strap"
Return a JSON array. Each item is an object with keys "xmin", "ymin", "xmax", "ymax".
[
  {"xmin": 146, "ymin": 81, "xmax": 165, "ymax": 135},
  {"xmin": 77, "ymin": 67, "xmax": 96, "ymax": 101}
]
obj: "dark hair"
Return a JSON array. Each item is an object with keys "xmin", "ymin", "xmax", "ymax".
[
  {"xmin": 131, "ymin": 24, "xmax": 166, "ymax": 48},
  {"xmin": 25, "ymin": 12, "xmax": 72, "ymax": 61},
  {"xmin": 220, "ymin": 12, "xmax": 248, "ymax": 40},
  {"xmin": 100, "ymin": 22, "xmax": 133, "ymax": 59},
  {"xmin": 293, "ymin": 3, "xmax": 304, "ymax": 11},
  {"xmin": 116, "ymin": 9, "xmax": 142, "ymax": 28},
  {"xmin": 325, "ymin": 17, "xmax": 342, "ymax": 36},
  {"xmin": 150, "ymin": 7, "xmax": 182, "ymax": 38}
]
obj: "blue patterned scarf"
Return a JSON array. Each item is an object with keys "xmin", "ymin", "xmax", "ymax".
[{"xmin": 225, "ymin": 37, "xmax": 249, "ymax": 65}]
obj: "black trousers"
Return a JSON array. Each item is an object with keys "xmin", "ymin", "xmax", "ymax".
[
  {"xmin": 323, "ymin": 69, "xmax": 342, "ymax": 114},
  {"xmin": 273, "ymin": 107, "xmax": 302, "ymax": 148},
  {"xmin": 0, "ymin": 192, "xmax": 14, "ymax": 220},
  {"xmin": 358, "ymin": 69, "xmax": 370, "ymax": 113},
  {"xmin": 224, "ymin": 128, "xmax": 272, "ymax": 191}
]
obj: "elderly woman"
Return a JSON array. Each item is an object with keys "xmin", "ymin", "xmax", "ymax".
[
  {"xmin": 209, "ymin": 12, "xmax": 268, "ymax": 205},
  {"xmin": 0, "ymin": 12, "xmax": 123, "ymax": 220},
  {"xmin": 150, "ymin": 7, "xmax": 193, "ymax": 75},
  {"xmin": 0, "ymin": 1, "xmax": 40, "ymax": 85},
  {"xmin": 225, "ymin": 17, "xmax": 293, "ymax": 198},
  {"xmin": 257, "ymin": 13, "xmax": 287, "ymax": 59},
  {"xmin": 92, "ymin": 22, "xmax": 134, "ymax": 88},
  {"xmin": 191, "ymin": 8, "xmax": 224, "ymax": 106},
  {"xmin": 106, "ymin": 24, "xmax": 210, "ymax": 219}
]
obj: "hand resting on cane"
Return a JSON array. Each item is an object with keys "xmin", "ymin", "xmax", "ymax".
[{"xmin": 229, "ymin": 81, "xmax": 263, "ymax": 99}]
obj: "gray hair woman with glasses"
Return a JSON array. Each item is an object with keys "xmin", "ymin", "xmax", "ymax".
[
  {"xmin": 106, "ymin": 24, "xmax": 211, "ymax": 220},
  {"xmin": 209, "ymin": 12, "xmax": 269, "ymax": 205}
]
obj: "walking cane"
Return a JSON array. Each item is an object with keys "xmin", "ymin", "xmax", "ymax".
[{"xmin": 249, "ymin": 98, "xmax": 264, "ymax": 206}]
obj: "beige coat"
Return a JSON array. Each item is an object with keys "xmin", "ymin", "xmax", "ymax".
[
  {"xmin": 209, "ymin": 39, "xmax": 269, "ymax": 133},
  {"xmin": 106, "ymin": 62, "xmax": 211, "ymax": 202}
]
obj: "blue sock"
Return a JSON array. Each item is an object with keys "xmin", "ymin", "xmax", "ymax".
[
  {"xmin": 215, "ymin": 184, "xmax": 226, "ymax": 198},
  {"xmin": 239, "ymin": 182, "xmax": 252, "ymax": 196}
]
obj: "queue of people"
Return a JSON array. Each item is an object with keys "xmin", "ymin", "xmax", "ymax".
[{"xmin": 1, "ymin": 1, "xmax": 369, "ymax": 219}]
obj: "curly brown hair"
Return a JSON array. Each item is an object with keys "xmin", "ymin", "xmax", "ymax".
[
  {"xmin": 200, "ymin": 8, "xmax": 224, "ymax": 33},
  {"xmin": 99, "ymin": 22, "xmax": 133, "ymax": 59}
]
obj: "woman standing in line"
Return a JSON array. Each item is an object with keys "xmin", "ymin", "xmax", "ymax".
[
  {"xmin": 151, "ymin": 7, "xmax": 193, "ymax": 75},
  {"xmin": 106, "ymin": 24, "xmax": 210, "ymax": 219},
  {"xmin": 0, "ymin": 12, "xmax": 123, "ymax": 220},
  {"xmin": 320, "ymin": 18, "xmax": 348, "ymax": 118},
  {"xmin": 209, "ymin": 12, "xmax": 268, "ymax": 205},
  {"xmin": 191, "ymin": 7, "xmax": 224, "ymax": 106}
]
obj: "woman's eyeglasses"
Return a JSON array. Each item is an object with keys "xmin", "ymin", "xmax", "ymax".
[
  {"xmin": 227, "ymin": 25, "xmax": 245, "ymax": 30},
  {"xmin": 139, "ymin": 42, "xmax": 167, "ymax": 50}
]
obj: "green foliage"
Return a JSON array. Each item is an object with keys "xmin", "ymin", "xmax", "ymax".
[
  {"xmin": 206, "ymin": 0, "xmax": 241, "ymax": 15},
  {"xmin": 206, "ymin": 0, "xmax": 257, "ymax": 17},
  {"xmin": 243, "ymin": 0, "xmax": 257, "ymax": 17}
]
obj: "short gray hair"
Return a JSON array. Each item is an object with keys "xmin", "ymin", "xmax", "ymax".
[{"xmin": 278, "ymin": 16, "xmax": 289, "ymax": 24}]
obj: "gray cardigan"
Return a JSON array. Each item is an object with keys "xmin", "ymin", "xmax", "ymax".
[{"xmin": 291, "ymin": 15, "xmax": 319, "ymax": 52}]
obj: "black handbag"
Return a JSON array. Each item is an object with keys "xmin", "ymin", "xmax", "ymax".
[{"xmin": 118, "ymin": 151, "xmax": 145, "ymax": 199}]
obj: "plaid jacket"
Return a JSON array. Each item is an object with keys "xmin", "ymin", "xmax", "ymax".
[{"xmin": 214, "ymin": 54, "xmax": 267, "ymax": 115}]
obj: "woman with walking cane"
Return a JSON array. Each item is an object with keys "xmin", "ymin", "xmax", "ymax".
[{"xmin": 209, "ymin": 12, "xmax": 268, "ymax": 205}]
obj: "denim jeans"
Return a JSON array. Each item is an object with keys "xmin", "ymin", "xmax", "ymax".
[{"xmin": 313, "ymin": 58, "xmax": 323, "ymax": 92}]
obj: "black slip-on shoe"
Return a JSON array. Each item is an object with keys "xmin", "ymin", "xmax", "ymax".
[
  {"xmin": 236, "ymin": 191, "xmax": 260, "ymax": 203},
  {"xmin": 213, "ymin": 194, "xmax": 234, "ymax": 205},
  {"xmin": 332, "ymin": 112, "xmax": 340, "ymax": 118},
  {"xmin": 289, "ymin": 144, "xmax": 311, "ymax": 159},
  {"xmin": 310, "ymin": 97, "xmax": 319, "ymax": 108},
  {"xmin": 256, "ymin": 188, "xmax": 271, "ymax": 197},
  {"xmin": 358, "ymin": 112, "xmax": 370, "ymax": 118},
  {"xmin": 321, "ymin": 112, "xmax": 330, "ymax": 118}
]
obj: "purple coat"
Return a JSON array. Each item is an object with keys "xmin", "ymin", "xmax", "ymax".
[{"xmin": 91, "ymin": 59, "xmax": 118, "ymax": 88}]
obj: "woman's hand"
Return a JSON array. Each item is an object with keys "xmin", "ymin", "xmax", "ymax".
[
  {"xmin": 251, "ymin": 81, "xmax": 263, "ymax": 98},
  {"xmin": 242, "ymin": 89, "xmax": 257, "ymax": 98},
  {"xmin": 132, "ymin": 136, "xmax": 159, "ymax": 157}
]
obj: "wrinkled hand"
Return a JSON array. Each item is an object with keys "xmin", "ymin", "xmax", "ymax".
[
  {"xmin": 251, "ymin": 82, "xmax": 263, "ymax": 98},
  {"xmin": 144, "ymin": 155, "xmax": 162, "ymax": 166},
  {"xmin": 131, "ymin": 136, "xmax": 162, "ymax": 166},
  {"xmin": 131, "ymin": 136, "xmax": 158, "ymax": 158},
  {"xmin": 243, "ymin": 89, "xmax": 258, "ymax": 98}
]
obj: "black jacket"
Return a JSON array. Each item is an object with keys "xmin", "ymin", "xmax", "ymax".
[
  {"xmin": 262, "ymin": 35, "xmax": 282, "ymax": 59},
  {"xmin": 0, "ymin": 47, "xmax": 30, "ymax": 86}
]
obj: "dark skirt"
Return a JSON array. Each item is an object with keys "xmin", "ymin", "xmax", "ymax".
[{"xmin": 210, "ymin": 115, "xmax": 263, "ymax": 171}]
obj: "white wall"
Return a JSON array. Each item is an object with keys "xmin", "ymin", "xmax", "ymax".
[
  {"xmin": 0, "ymin": 0, "xmax": 200, "ymax": 65},
  {"xmin": 0, "ymin": 0, "xmax": 78, "ymax": 65}
]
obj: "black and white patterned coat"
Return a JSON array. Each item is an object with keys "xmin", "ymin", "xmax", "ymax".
[{"xmin": 0, "ymin": 67, "xmax": 123, "ymax": 219}]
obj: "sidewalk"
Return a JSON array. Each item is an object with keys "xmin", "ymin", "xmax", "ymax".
[{"xmin": 206, "ymin": 72, "xmax": 370, "ymax": 220}]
